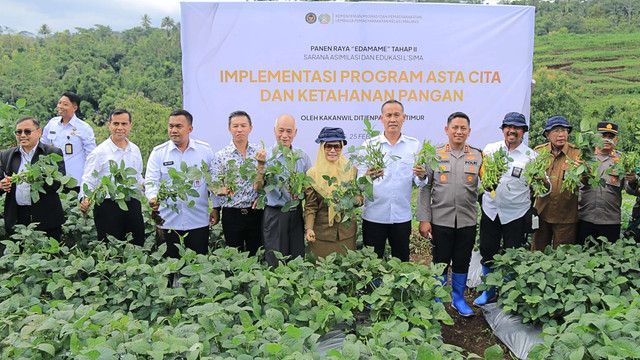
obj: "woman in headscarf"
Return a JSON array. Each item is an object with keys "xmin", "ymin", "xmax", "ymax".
[{"xmin": 304, "ymin": 127, "xmax": 362, "ymax": 258}]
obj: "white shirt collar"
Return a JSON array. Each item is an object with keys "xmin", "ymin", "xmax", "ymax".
[
  {"xmin": 19, "ymin": 145, "xmax": 37, "ymax": 157},
  {"xmin": 107, "ymin": 136, "xmax": 130, "ymax": 152}
]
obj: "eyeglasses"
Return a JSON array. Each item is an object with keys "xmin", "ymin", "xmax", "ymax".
[
  {"xmin": 324, "ymin": 143, "xmax": 343, "ymax": 150},
  {"xmin": 15, "ymin": 129, "xmax": 37, "ymax": 136}
]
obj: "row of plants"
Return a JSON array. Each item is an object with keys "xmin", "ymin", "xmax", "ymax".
[
  {"xmin": 0, "ymin": 191, "xmax": 507, "ymax": 358},
  {"xmin": 483, "ymin": 237, "xmax": 640, "ymax": 359}
]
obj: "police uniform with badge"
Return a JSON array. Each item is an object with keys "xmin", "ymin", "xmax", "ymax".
[
  {"xmin": 416, "ymin": 111, "xmax": 482, "ymax": 317},
  {"xmin": 418, "ymin": 143, "xmax": 483, "ymax": 231},
  {"xmin": 577, "ymin": 122, "xmax": 639, "ymax": 244}
]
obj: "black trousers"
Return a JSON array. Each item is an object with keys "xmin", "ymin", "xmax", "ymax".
[
  {"xmin": 221, "ymin": 207, "xmax": 263, "ymax": 256},
  {"xmin": 431, "ymin": 224, "xmax": 476, "ymax": 274},
  {"xmin": 263, "ymin": 206, "xmax": 304, "ymax": 265},
  {"xmin": 362, "ymin": 219, "xmax": 411, "ymax": 262},
  {"xmin": 94, "ymin": 198, "xmax": 145, "ymax": 246},
  {"xmin": 479, "ymin": 211, "xmax": 527, "ymax": 267},
  {"xmin": 576, "ymin": 220, "xmax": 620, "ymax": 245},
  {"xmin": 14, "ymin": 205, "xmax": 62, "ymax": 241},
  {"xmin": 160, "ymin": 226, "xmax": 210, "ymax": 258},
  {"xmin": 62, "ymin": 186, "xmax": 81, "ymax": 195}
]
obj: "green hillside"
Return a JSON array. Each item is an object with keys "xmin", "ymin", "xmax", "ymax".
[{"xmin": 530, "ymin": 32, "xmax": 640, "ymax": 149}]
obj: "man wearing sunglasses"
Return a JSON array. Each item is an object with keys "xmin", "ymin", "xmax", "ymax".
[{"xmin": 0, "ymin": 117, "xmax": 66, "ymax": 241}]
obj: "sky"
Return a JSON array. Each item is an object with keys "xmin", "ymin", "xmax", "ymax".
[
  {"xmin": 0, "ymin": 0, "xmax": 185, "ymax": 34},
  {"xmin": 0, "ymin": 0, "xmax": 502, "ymax": 35}
]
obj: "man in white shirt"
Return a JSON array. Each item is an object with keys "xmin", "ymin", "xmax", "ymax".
[
  {"xmin": 360, "ymin": 100, "xmax": 426, "ymax": 262},
  {"xmin": 80, "ymin": 109, "xmax": 145, "ymax": 246},
  {"xmin": 41, "ymin": 91, "xmax": 96, "ymax": 192},
  {"xmin": 145, "ymin": 109, "xmax": 216, "ymax": 258},
  {"xmin": 474, "ymin": 112, "xmax": 536, "ymax": 307}
]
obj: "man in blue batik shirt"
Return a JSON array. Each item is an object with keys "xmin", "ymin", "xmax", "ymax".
[{"xmin": 255, "ymin": 114, "xmax": 311, "ymax": 265}]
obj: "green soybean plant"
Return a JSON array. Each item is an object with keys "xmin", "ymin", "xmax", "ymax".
[
  {"xmin": 481, "ymin": 148, "xmax": 512, "ymax": 197},
  {"xmin": 561, "ymin": 121, "xmax": 606, "ymax": 193},
  {"xmin": 256, "ymin": 144, "xmax": 314, "ymax": 212},
  {"xmin": 149, "ymin": 161, "xmax": 203, "ymax": 240},
  {"xmin": 9, "ymin": 153, "xmax": 77, "ymax": 202},
  {"xmin": 525, "ymin": 147, "xmax": 552, "ymax": 198},
  {"xmin": 82, "ymin": 159, "xmax": 144, "ymax": 212},
  {"xmin": 321, "ymin": 174, "xmax": 366, "ymax": 229}
]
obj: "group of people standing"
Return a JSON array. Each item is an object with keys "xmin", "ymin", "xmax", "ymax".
[{"xmin": 1, "ymin": 94, "xmax": 638, "ymax": 317}]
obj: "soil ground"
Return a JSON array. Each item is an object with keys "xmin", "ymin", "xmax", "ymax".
[{"xmin": 410, "ymin": 254, "xmax": 512, "ymax": 359}]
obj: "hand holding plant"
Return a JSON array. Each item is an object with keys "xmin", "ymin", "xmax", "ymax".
[
  {"xmin": 608, "ymin": 151, "xmax": 640, "ymax": 182},
  {"xmin": 322, "ymin": 174, "xmax": 370, "ymax": 229},
  {"xmin": 561, "ymin": 128, "xmax": 605, "ymax": 193},
  {"xmin": 481, "ymin": 148, "xmax": 512, "ymax": 197},
  {"xmin": 256, "ymin": 144, "xmax": 314, "ymax": 212},
  {"xmin": 347, "ymin": 118, "xmax": 398, "ymax": 180},
  {"xmin": 525, "ymin": 147, "xmax": 552, "ymax": 198},
  {"xmin": 8, "ymin": 153, "xmax": 77, "ymax": 202},
  {"xmin": 82, "ymin": 159, "xmax": 143, "ymax": 213},
  {"xmin": 414, "ymin": 140, "xmax": 441, "ymax": 172},
  {"xmin": 148, "ymin": 161, "xmax": 204, "ymax": 238}
]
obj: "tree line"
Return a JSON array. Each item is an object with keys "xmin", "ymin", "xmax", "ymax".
[{"xmin": 1, "ymin": 4, "xmax": 639, "ymax": 162}]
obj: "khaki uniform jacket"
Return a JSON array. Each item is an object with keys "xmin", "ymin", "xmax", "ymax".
[
  {"xmin": 579, "ymin": 151, "xmax": 639, "ymax": 224},
  {"xmin": 534, "ymin": 142, "xmax": 581, "ymax": 224},
  {"xmin": 304, "ymin": 187, "xmax": 358, "ymax": 242},
  {"xmin": 417, "ymin": 143, "xmax": 483, "ymax": 228}
]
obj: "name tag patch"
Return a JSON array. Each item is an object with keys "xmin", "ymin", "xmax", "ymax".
[{"xmin": 163, "ymin": 161, "xmax": 174, "ymax": 166}]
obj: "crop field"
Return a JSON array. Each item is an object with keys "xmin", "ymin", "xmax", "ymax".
[
  {"xmin": 0, "ymin": 193, "xmax": 513, "ymax": 359},
  {"xmin": 533, "ymin": 32, "xmax": 640, "ymax": 110}
]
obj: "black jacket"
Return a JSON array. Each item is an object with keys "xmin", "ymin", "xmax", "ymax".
[{"xmin": 0, "ymin": 143, "xmax": 66, "ymax": 232}]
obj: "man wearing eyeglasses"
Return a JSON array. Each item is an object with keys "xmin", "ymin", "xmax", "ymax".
[
  {"xmin": 531, "ymin": 116, "xmax": 581, "ymax": 250},
  {"xmin": 359, "ymin": 99, "xmax": 426, "ymax": 262},
  {"xmin": 0, "ymin": 117, "xmax": 66, "ymax": 241}
]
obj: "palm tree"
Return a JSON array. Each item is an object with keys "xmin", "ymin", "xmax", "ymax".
[
  {"xmin": 37, "ymin": 24, "xmax": 52, "ymax": 38},
  {"xmin": 161, "ymin": 17, "xmax": 175, "ymax": 31},
  {"xmin": 141, "ymin": 14, "xmax": 152, "ymax": 28}
]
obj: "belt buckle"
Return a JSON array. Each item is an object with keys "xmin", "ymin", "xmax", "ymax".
[{"xmin": 241, "ymin": 209, "xmax": 249, "ymax": 215}]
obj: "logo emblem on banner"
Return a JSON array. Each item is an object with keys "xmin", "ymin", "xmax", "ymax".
[
  {"xmin": 319, "ymin": 14, "xmax": 331, "ymax": 24},
  {"xmin": 305, "ymin": 13, "xmax": 317, "ymax": 24}
]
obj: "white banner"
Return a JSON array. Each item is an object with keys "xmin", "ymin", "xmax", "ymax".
[{"xmin": 181, "ymin": 2, "xmax": 535, "ymax": 160}]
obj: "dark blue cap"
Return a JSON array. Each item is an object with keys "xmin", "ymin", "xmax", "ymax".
[
  {"xmin": 500, "ymin": 112, "xmax": 528, "ymax": 132},
  {"xmin": 542, "ymin": 116, "xmax": 573, "ymax": 136},
  {"xmin": 315, "ymin": 127, "xmax": 347, "ymax": 145}
]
